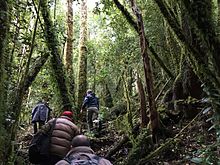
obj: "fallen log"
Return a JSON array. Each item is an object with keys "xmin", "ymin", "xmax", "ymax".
[{"xmin": 105, "ymin": 123, "xmax": 140, "ymax": 159}]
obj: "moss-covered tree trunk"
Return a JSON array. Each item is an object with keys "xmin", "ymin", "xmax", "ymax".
[
  {"xmin": 122, "ymin": 73, "xmax": 133, "ymax": 129},
  {"xmin": 41, "ymin": 0, "xmax": 72, "ymax": 110},
  {"xmin": 77, "ymin": 0, "xmax": 88, "ymax": 112},
  {"xmin": 154, "ymin": 0, "xmax": 220, "ymax": 144},
  {"xmin": 103, "ymin": 83, "xmax": 114, "ymax": 108},
  {"xmin": 65, "ymin": 0, "xmax": 75, "ymax": 103},
  {"xmin": 0, "ymin": 0, "xmax": 9, "ymax": 162}
]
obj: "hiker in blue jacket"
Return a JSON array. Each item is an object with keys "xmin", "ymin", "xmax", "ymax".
[
  {"xmin": 31, "ymin": 100, "xmax": 52, "ymax": 134},
  {"xmin": 80, "ymin": 89, "xmax": 99, "ymax": 131}
]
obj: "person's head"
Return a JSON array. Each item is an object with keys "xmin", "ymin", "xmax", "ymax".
[
  {"xmin": 71, "ymin": 135, "xmax": 90, "ymax": 148},
  {"xmin": 61, "ymin": 111, "xmax": 73, "ymax": 119},
  {"xmin": 87, "ymin": 89, "xmax": 93, "ymax": 94}
]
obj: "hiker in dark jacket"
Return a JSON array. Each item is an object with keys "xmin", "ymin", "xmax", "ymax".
[
  {"xmin": 81, "ymin": 89, "xmax": 99, "ymax": 131},
  {"xmin": 55, "ymin": 135, "xmax": 112, "ymax": 165},
  {"xmin": 31, "ymin": 100, "xmax": 52, "ymax": 134},
  {"xmin": 40, "ymin": 110, "xmax": 80, "ymax": 165}
]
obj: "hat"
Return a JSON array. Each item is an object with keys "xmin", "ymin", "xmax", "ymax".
[{"xmin": 62, "ymin": 111, "xmax": 73, "ymax": 118}]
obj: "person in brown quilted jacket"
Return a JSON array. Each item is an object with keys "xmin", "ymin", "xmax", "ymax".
[
  {"xmin": 55, "ymin": 135, "xmax": 113, "ymax": 165},
  {"xmin": 40, "ymin": 110, "xmax": 80, "ymax": 165}
]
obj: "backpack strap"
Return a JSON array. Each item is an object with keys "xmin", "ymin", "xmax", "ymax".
[
  {"xmin": 48, "ymin": 118, "xmax": 57, "ymax": 136},
  {"xmin": 63, "ymin": 156, "xmax": 71, "ymax": 164},
  {"xmin": 89, "ymin": 155, "xmax": 101, "ymax": 164}
]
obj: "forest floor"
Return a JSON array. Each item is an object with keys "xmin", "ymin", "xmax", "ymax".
[{"xmin": 16, "ymin": 110, "xmax": 218, "ymax": 165}]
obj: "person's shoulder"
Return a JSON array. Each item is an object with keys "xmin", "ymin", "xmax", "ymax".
[
  {"xmin": 55, "ymin": 159, "xmax": 69, "ymax": 165},
  {"xmin": 99, "ymin": 157, "xmax": 113, "ymax": 165},
  {"xmin": 58, "ymin": 117, "xmax": 79, "ymax": 128}
]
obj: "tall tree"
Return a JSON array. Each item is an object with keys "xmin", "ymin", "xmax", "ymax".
[
  {"xmin": 77, "ymin": 0, "xmax": 88, "ymax": 111},
  {"xmin": 130, "ymin": 0, "xmax": 160, "ymax": 142},
  {"xmin": 65, "ymin": 0, "xmax": 75, "ymax": 102},
  {"xmin": 41, "ymin": 0, "xmax": 73, "ymax": 110},
  {"xmin": 0, "ymin": 0, "xmax": 9, "ymax": 161}
]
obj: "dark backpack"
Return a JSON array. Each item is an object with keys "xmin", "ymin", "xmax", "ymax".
[
  {"xmin": 64, "ymin": 153, "xmax": 101, "ymax": 165},
  {"xmin": 28, "ymin": 119, "xmax": 56, "ymax": 164}
]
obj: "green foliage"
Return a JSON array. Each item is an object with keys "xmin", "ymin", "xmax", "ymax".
[
  {"xmin": 125, "ymin": 129, "xmax": 153, "ymax": 165},
  {"xmin": 2, "ymin": 0, "xmax": 220, "ymax": 163},
  {"xmin": 190, "ymin": 144, "xmax": 220, "ymax": 165},
  {"xmin": 98, "ymin": 106, "xmax": 111, "ymax": 121}
]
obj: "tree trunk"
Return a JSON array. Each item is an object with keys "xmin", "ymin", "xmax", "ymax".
[
  {"xmin": 77, "ymin": 0, "xmax": 88, "ymax": 112},
  {"xmin": 7, "ymin": 52, "xmax": 50, "ymax": 162},
  {"xmin": 65, "ymin": 0, "xmax": 75, "ymax": 103},
  {"xmin": 0, "ymin": 0, "xmax": 9, "ymax": 162},
  {"xmin": 130, "ymin": 0, "xmax": 159, "ymax": 143},
  {"xmin": 154, "ymin": 0, "xmax": 220, "ymax": 145},
  {"xmin": 103, "ymin": 83, "xmax": 114, "ymax": 108},
  {"xmin": 41, "ymin": 0, "xmax": 72, "ymax": 110},
  {"xmin": 122, "ymin": 73, "xmax": 133, "ymax": 129},
  {"xmin": 136, "ymin": 74, "xmax": 149, "ymax": 127},
  {"xmin": 154, "ymin": 0, "xmax": 220, "ymax": 88}
]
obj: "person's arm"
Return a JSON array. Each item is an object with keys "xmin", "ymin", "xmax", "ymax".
[
  {"xmin": 31, "ymin": 105, "xmax": 38, "ymax": 119},
  {"xmin": 80, "ymin": 96, "xmax": 89, "ymax": 113},
  {"xmin": 97, "ymin": 97, "xmax": 99, "ymax": 110}
]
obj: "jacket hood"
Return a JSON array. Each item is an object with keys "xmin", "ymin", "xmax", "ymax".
[{"xmin": 67, "ymin": 146, "xmax": 94, "ymax": 156}]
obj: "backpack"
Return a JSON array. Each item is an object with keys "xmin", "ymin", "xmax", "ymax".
[
  {"xmin": 64, "ymin": 153, "xmax": 101, "ymax": 165},
  {"xmin": 28, "ymin": 119, "xmax": 56, "ymax": 164}
]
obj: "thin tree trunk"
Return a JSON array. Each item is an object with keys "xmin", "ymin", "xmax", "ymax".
[
  {"xmin": 77, "ymin": 0, "xmax": 88, "ymax": 111},
  {"xmin": 65, "ymin": 0, "xmax": 75, "ymax": 103},
  {"xmin": 122, "ymin": 73, "xmax": 133, "ymax": 129},
  {"xmin": 136, "ymin": 74, "xmax": 149, "ymax": 128},
  {"xmin": 103, "ymin": 83, "xmax": 114, "ymax": 108},
  {"xmin": 130, "ymin": 0, "xmax": 159, "ymax": 143},
  {"xmin": 65, "ymin": 0, "xmax": 74, "ymax": 73}
]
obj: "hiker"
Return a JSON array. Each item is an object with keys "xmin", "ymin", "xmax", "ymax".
[
  {"xmin": 39, "ymin": 110, "xmax": 80, "ymax": 165},
  {"xmin": 55, "ymin": 135, "xmax": 113, "ymax": 165},
  {"xmin": 31, "ymin": 100, "xmax": 52, "ymax": 134},
  {"xmin": 80, "ymin": 89, "xmax": 99, "ymax": 131}
]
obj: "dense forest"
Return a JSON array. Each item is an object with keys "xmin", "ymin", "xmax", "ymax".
[{"xmin": 0, "ymin": 0, "xmax": 220, "ymax": 164}]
